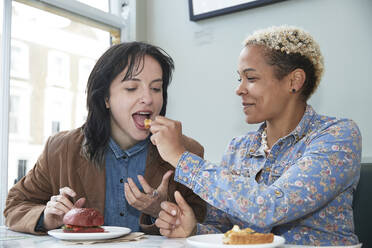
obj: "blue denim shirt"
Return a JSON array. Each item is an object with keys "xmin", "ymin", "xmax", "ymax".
[{"xmin": 104, "ymin": 137, "xmax": 149, "ymax": 231}]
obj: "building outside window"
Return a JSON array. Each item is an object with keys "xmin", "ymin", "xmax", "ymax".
[
  {"xmin": 47, "ymin": 50, "xmax": 70, "ymax": 88},
  {"xmin": 1, "ymin": 0, "xmax": 124, "ymax": 225},
  {"xmin": 10, "ymin": 40, "xmax": 29, "ymax": 79},
  {"xmin": 9, "ymin": 95, "xmax": 20, "ymax": 134},
  {"xmin": 9, "ymin": 80, "xmax": 32, "ymax": 139},
  {"xmin": 6, "ymin": 0, "xmax": 117, "ymax": 190},
  {"xmin": 75, "ymin": 57, "xmax": 95, "ymax": 126},
  {"xmin": 78, "ymin": 58, "xmax": 95, "ymax": 91},
  {"xmin": 14, "ymin": 159, "xmax": 27, "ymax": 184},
  {"xmin": 51, "ymin": 121, "xmax": 60, "ymax": 135}
]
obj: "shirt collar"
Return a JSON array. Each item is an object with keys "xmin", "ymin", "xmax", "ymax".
[
  {"xmin": 248, "ymin": 104, "xmax": 316, "ymax": 156},
  {"xmin": 289, "ymin": 104, "xmax": 316, "ymax": 142},
  {"xmin": 108, "ymin": 137, "xmax": 149, "ymax": 159}
]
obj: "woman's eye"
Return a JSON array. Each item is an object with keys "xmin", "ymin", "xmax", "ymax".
[
  {"xmin": 151, "ymin": 88, "xmax": 162, "ymax": 92},
  {"xmin": 125, "ymin": 88, "xmax": 137, "ymax": 92},
  {"xmin": 247, "ymin": 77, "xmax": 256, "ymax": 81}
]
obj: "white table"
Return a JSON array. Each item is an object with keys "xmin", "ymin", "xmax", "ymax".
[
  {"xmin": 0, "ymin": 226, "xmax": 184, "ymax": 248},
  {"xmin": 0, "ymin": 226, "xmax": 362, "ymax": 248}
]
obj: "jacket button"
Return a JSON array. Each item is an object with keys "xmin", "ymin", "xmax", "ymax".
[
  {"xmin": 120, "ymin": 212, "xmax": 124, "ymax": 216},
  {"xmin": 120, "ymin": 178, "xmax": 123, "ymax": 183}
]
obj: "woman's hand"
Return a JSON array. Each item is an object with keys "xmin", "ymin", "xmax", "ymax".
[
  {"xmin": 155, "ymin": 191, "xmax": 197, "ymax": 238},
  {"xmin": 150, "ymin": 116, "xmax": 186, "ymax": 167},
  {"xmin": 124, "ymin": 170, "xmax": 173, "ymax": 218},
  {"xmin": 43, "ymin": 187, "xmax": 85, "ymax": 230}
]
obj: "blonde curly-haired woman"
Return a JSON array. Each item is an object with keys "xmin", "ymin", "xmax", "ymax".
[{"xmin": 149, "ymin": 26, "xmax": 362, "ymax": 246}]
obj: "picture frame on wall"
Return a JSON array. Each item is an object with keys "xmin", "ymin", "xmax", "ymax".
[{"xmin": 188, "ymin": 0, "xmax": 286, "ymax": 21}]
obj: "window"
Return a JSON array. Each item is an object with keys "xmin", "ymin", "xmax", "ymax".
[
  {"xmin": 47, "ymin": 51, "xmax": 70, "ymax": 88},
  {"xmin": 9, "ymin": 95, "xmax": 20, "ymax": 133},
  {"xmin": 9, "ymin": 80, "xmax": 32, "ymax": 139},
  {"xmin": 78, "ymin": 58, "xmax": 95, "ymax": 91},
  {"xmin": 10, "ymin": 40, "xmax": 29, "ymax": 79},
  {"xmin": 14, "ymin": 159, "xmax": 27, "ymax": 184},
  {"xmin": 75, "ymin": 91, "xmax": 88, "ymax": 127},
  {"xmin": 1, "ymin": 0, "xmax": 125, "ymax": 226},
  {"xmin": 75, "ymin": 58, "xmax": 94, "ymax": 125},
  {"xmin": 43, "ymin": 87, "xmax": 73, "ymax": 140},
  {"xmin": 51, "ymin": 121, "xmax": 60, "ymax": 134},
  {"xmin": 7, "ymin": 1, "xmax": 118, "ymax": 192}
]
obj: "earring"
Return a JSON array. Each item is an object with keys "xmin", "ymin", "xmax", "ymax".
[{"xmin": 291, "ymin": 89, "xmax": 296, "ymax": 93}]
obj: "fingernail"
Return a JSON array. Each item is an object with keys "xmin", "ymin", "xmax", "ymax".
[
  {"xmin": 171, "ymin": 210, "xmax": 177, "ymax": 216},
  {"xmin": 160, "ymin": 202, "xmax": 166, "ymax": 209},
  {"xmin": 176, "ymin": 219, "xmax": 180, "ymax": 225}
]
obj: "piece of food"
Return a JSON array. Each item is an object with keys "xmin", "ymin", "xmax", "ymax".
[
  {"xmin": 62, "ymin": 208, "xmax": 104, "ymax": 233},
  {"xmin": 144, "ymin": 119, "xmax": 152, "ymax": 129},
  {"xmin": 222, "ymin": 225, "xmax": 274, "ymax": 245}
]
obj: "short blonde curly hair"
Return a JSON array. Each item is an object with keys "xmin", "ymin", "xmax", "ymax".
[{"xmin": 244, "ymin": 25, "xmax": 324, "ymax": 100}]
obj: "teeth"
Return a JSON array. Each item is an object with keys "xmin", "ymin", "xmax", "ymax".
[{"xmin": 138, "ymin": 111, "xmax": 151, "ymax": 115}]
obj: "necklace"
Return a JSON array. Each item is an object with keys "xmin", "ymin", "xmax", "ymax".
[{"xmin": 261, "ymin": 128, "xmax": 270, "ymax": 153}]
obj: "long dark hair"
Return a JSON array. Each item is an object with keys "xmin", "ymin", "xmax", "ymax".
[{"xmin": 82, "ymin": 42, "xmax": 174, "ymax": 168}]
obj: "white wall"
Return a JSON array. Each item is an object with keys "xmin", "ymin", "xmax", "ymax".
[{"xmin": 144, "ymin": 0, "xmax": 372, "ymax": 163}]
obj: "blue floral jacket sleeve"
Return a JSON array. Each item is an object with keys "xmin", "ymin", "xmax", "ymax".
[
  {"xmin": 175, "ymin": 106, "xmax": 361, "ymax": 246},
  {"xmin": 196, "ymin": 203, "xmax": 233, "ymax": 234}
]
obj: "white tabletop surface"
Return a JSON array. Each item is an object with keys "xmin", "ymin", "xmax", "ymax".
[{"xmin": 0, "ymin": 226, "xmax": 362, "ymax": 248}]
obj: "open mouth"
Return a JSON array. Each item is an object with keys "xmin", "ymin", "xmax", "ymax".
[{"xmin": 132, "ymin": 111, "xmax": 152, "ymax": 129}]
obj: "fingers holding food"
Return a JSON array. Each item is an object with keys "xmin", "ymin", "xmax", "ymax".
[
  {"xmin": 50, "ymin": 194, "xmax": 74, "ymax": 209},
  {"xmin": 46, "ymin": 197, "xmax": 71, "ymax": 214},
  {"xmin": 43, "ymin": 187, "xmax": 84, "ymax": 230},
  {"xmin": 59, "ymin": 187, "xmax": 76, "ymax": 198}
]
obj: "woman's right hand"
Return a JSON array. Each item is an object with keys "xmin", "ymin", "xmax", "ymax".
[
  {"xmin": 155, "ymin": 191, "xmax": 197, "ymax": 238},
  {"xmin": 43, "ymin": 187, "xmax": 85, "ymax": 230}
]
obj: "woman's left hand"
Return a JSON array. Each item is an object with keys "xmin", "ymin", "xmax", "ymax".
[
  {"xmin": 124, "ymin": 170, "xmax": 173, "ymax": 218},
  {"xmin": 150, "ymin": 116, "xmax": 186, "ymax": 167}
]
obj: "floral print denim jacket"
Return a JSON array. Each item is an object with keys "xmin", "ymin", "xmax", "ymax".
[{"xmin": 175, "ymin": 105, "xmax": 362, "ymax": 246}]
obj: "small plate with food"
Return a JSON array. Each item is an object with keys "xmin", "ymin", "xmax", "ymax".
[
  {"xmin": 187, "ymin": 225, "xmax": 285, "ymax": 248},
  {"xmin": 48, "ymin": 226, "xmax": 131, "ymax": 241},
  {"xmin": 48, "ymin": 208, "xmax": 131, "ymax": 240}
]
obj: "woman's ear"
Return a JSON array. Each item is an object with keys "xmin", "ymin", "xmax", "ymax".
[
  {"xmin": 104, "ymin": 97, "xmax": 110, "ymax": 109},
  {"xmin": 289, "ymin": 68, "xmax": 306, "ymax": 93}
]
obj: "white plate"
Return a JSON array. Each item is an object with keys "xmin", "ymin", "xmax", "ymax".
[
  {"xmin": 187, "ymin": 234, "xmax": 285, "ymax": 248},
  {"xmin": 48, "ymin": 226, "xmax": 131, "ymax": 241}
]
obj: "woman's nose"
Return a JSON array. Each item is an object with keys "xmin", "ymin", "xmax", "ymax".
[
  {"xmin": 140, "ymin": 89, "xmax": 153, "ymax": 104},
  {"xmin": 235, "ymin": 80, "xmax": 248, "ymax": 96}
]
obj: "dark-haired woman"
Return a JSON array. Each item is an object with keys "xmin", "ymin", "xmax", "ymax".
[
  {"xmin": 150, "ymin": 26, "xmax": 362, "ymax": 246},
  {"xmin": 4, "ymin": 42, "xmax": 206, "ymax": 235}
]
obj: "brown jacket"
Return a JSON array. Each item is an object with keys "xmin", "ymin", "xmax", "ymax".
[{"xmin": 4, "ymin": 128, "xmax": 206, "ymax": 234}]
